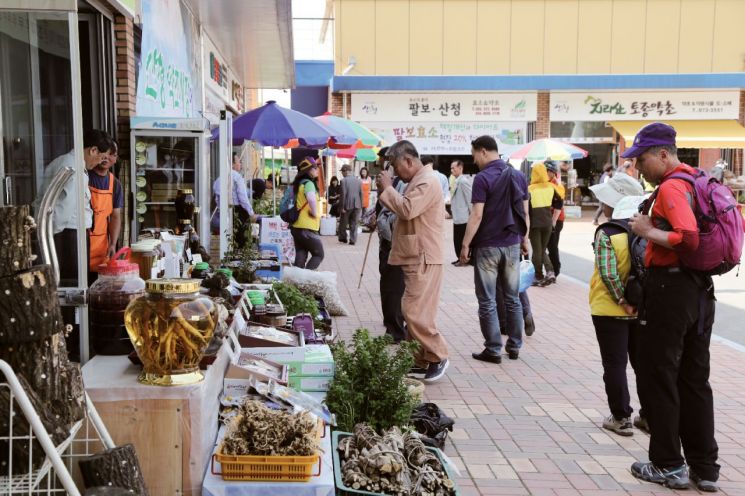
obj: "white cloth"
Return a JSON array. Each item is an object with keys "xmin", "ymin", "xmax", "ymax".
[
  {"xmin": 35, "ymin": 150, "xmax": 92, "ymax": 233},
  {"xmin": 450, "ymin": 174, "xmax": 473, "ymax": 225},
  {"xmin": 213, "ymin": 169, "xmax": 254, "ymax": 215},
  {"xmin": 436, "ymin": 171, "xmax": 451, "ymax": 203}
]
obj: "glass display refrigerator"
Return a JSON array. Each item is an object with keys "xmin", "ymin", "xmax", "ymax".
[{"xmin": 129, "ymin": 117, "xmax": 210, "ymax": 245}]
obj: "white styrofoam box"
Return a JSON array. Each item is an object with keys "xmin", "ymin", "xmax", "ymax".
[
  {"xmin": 320, "ymin": 216, "xmax": 337, "ymax": 236},
  {"xmin": 242, "ymin": 346, "xmax": 306, "ymax": 362},
  {"xmin": 564, "ymin": 205, "xmax": 582, "ymax": 219}
]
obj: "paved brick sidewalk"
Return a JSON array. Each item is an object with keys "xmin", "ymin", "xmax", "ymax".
[{"xmin": 315, "ymin": 224, "xmax": 745, "ymax": 496}]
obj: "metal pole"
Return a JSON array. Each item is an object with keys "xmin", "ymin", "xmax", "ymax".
[{"xmin": 218, "ymin": 111, "xmax": 232, "ymax": 260}]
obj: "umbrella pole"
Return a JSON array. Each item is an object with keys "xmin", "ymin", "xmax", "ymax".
[{"xmin": 271, "ymin": 147, "xmax": 276, "ymax": 216}]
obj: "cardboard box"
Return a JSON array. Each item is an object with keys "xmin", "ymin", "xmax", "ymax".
[
  {"xmin": 241, "ymin": 346, "xmax": 306, "ymax": 363},
  {"xmin": 276, "ymin": 344, "xmax": 334, "ymax": 377},
  {"xmin": 223, "ymin": 354, "xmax": 289, "ymax": 396},
  {"xmin": 288, "ymin": 375, "xmax": 332, "ymax": 392}
]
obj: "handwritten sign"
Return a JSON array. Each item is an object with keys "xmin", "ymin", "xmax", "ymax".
[{"xmin": 260, "ymin": 216, "xmax": 295, "ymax": 266}]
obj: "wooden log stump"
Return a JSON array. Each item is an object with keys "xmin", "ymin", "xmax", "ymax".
[
  {"xmin": 0, "ymin": 205, "xmax": 36, "ymax": 278},
  {"xmin": 0, "ymin": 264, "xmax": 63, "ymax": 345},
  {"xmin": 79, "ymin": 444, "xmax": 149, "ymax": 496},
  {"xmin": 0, "ymin": 372, "xmax": 69, "ymax": 475},
  {"xmin": 0, "ymin": 332, "xmax": 86, "ymax": 426}
]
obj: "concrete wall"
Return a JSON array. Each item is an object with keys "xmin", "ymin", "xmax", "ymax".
[{"xmin": 334, "ymin": 0, "xmax": 745, "ymax": 76}]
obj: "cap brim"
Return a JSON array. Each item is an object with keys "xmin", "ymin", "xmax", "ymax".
[
  {"xmin": 620, "ymin": 145, "xmax": 647, "ymax": 159},
  {"xmin": 589, "ymin": 182, "xmax": 624, "ymax": 207}
]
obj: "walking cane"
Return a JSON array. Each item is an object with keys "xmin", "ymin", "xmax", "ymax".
[{"xmin": 358, "ymin": 227, "xmax": 376, "ymax": 289}]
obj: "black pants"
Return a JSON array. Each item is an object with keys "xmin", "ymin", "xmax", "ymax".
[
  {"xmin": 291, "ymin": 227, "xmax": 324, "ymax": 270},
  {"xmin": 497, "ymin": 287, "xmax": 531, "ymax": 329},
  {"xmin": 453, "ymin": 223, "xmax": 467, "ymax": 260},
  {"xmin": 379, "ymin": 239, "xmax": 407, "ymax": 341},
  {"xmin": 592, "ymin": 316, "xmax": 644, "ymax": 420},
  {"xmin": 529, "ymin": 225, "xmax": 553, "ymax": 279},
  {"xmin": 547, "ymin": 220, "xmax": 563, "ymax": 276},
  {"xmin": 638, "ymin": 268, "xmax": 719, "ymax": 480},
  {"xmin": 338, "ymin": 208, "xmax": 360, "ymax": 244}
]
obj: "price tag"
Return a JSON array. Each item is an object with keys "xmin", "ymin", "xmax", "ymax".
[{"xmin": 192, "ymin": 254, "xmax": 203, "ymax": 264}]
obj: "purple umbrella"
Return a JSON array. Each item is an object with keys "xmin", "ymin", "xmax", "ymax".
[{"xmin": 213, "ymin": 101, "xmax": 336, "ymax": 146}]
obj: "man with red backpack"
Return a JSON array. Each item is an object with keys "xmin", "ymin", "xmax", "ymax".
[{"xmin": 625, "ymin": 122, "xmax": 744, "ymax": 492}]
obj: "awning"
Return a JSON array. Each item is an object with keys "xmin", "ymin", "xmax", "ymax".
[
  {"xmin": 611, "ymin": 120, "xmax": 745, "ymax": 149},
  {"xmin": 184, "ymin": 0, "xmax": 294, "ymax": 89}
]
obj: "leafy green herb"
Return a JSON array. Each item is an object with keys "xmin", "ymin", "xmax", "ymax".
[
  {"xmin": 325, "ymin": 329, "xmax": 419, "ymax": 432},
  {"xmin": 272, "ymin": 282, "xmax": 319, "ymax": 319},
  {"xmin": 221, "ymin": 230, "xmax": 258, "ymax": 284}
]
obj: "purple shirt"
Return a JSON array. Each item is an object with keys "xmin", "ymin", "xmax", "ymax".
[{"xmin": 471, "ymin": 159, "xmax": 529, "ymax": 249}]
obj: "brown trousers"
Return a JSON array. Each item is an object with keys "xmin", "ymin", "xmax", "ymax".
[{"xmin": 401, "ymin": 260, "xmax": 449, "ymax": 365}]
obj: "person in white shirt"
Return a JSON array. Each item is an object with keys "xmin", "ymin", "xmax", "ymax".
[
  {"xmin": 450, "ymin": 159, "xmax": 473, "ymax": 266},
  {"xmin": 211, "ymin": 152, "xmax": 257, "ymax": 247},
  {"xmin": 35, "ymin": 129, "xmax": 114, "ymax": 285}
]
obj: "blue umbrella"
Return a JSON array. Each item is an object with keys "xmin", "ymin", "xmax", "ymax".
[{"xmin": 213, "ymin": 101, "xmax": 335, "ymax": 146}]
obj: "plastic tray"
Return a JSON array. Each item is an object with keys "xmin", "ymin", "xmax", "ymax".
[{"xmin": 332, "ymin": 431, "xmax": 460, "ymax": 496}]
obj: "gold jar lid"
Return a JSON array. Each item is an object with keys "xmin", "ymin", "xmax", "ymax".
[
  {"xmin": 146, "ymin": 278, "xmax": 201, "ymax": 294},
  {"xmin": 180, "ymin": 188, "xmax": 193, "ymax": 194},
  {"xmin": 178, "ymin": 219, "xmax": 192, "ymax": 224}
]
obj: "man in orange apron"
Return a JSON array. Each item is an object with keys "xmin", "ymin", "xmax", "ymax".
[{"xmin": 88, "ymin": 142, "xmax": 123, "ymax": 276}]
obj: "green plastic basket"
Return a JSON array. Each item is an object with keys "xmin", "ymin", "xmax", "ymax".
[{"xmin": 331, "ymin": 431, "xmax": 460, "ymax": 496}]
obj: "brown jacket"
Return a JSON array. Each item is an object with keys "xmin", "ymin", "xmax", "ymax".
[{"xmin": 379, "ymin": 165, "xmax": 444, "ymax": 265}]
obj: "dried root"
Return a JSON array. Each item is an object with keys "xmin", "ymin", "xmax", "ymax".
[
  {"xmin": 221, "ymin": 400, "xmax": 319, "ymax": 456},
  {"xmin": 338, "ymin": 423, "xmax": 455, "ymax": 495}
]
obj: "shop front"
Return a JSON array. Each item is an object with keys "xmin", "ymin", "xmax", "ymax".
[
  {"xmin": 549, "ymin": 89, "xmax": 745, "ymax": 201},
  {"xmin": 350, "ymin": 92, "xmax": 536, "ymax": 174}
]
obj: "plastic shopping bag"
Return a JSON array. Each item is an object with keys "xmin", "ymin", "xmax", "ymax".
[{"xmin": 518, "ymin": 258, "xmax": 535, "ymax": 293}]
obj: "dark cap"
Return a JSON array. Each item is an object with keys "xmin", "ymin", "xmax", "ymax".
[
  {"xmin": 621, "ymin": 122, "xmax": 677, "ymax": 158},
  {"xmin": 544, "ymin": 160, "xmax": 558, "ymax": 173}
]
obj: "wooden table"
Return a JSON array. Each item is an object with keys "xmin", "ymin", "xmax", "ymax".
[{"xmin": 83, "ymin": 345, "xmax": 230, "ymax": 495}]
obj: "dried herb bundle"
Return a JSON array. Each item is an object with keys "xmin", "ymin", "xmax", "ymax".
[
  {"xmin": 338, "ymin": 423, "xmax": 456, "ymax": 496},
  {"xmin": 221, "ymin": 400, "xmax": 319, "ymax": 456}
]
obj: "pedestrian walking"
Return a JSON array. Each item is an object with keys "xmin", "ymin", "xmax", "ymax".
[
  {"xmin": 377, "ymin": 140, "xmax": 450, "ymax": 383},
  {"xmin": 459, "ymin": 135, "xmax": 530, "ymax": 363},
  {"xmin": 625, "ymin": 122, "xmax": 720, "ymax": 492},
  {"xmin": 449, "ymin": 159, "xmax": 472, "ymax": 266},
  {"xmin": 528, "ymin": 163, "xmax": 563, "ymax": 286},
  {"xmin": 373, "ymin": 147, "xmax": 408, "ymax": 343},
  {"xmin": 593, "ymin": 163, "xmax": 614, "ymax": 225},
  {"xmin": 588, "ymin": 173, "xmax": 647, "ymax": 438},
  {"xmin": 289, "ymin": 157, "xmax": 324, "ymax": 270},
  {"xmin": 338, "ymin": 164, "xmax": 363, "ymax": 245},
  {"xmin": 545, "ymin": 160, "xmax": 565, "ymax": 278}
]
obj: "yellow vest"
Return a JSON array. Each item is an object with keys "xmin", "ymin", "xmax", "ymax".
[
  {"xmin": 292, "ymin": 181, "xmax": 320, "ymax": 231},
  {"xmin": 589, "ymin": 229, "xmax": 631, "ymax": 317},
  {"xmin": 529, "ymin": 185, "xmax": 554, "ymax": 208}
]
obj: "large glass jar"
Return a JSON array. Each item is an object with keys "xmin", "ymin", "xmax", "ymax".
[
  {"xmin": 89, "ymin": 248, "xmax": 146, "ymax": 355},
  {"xmin": 124, "ymin": 279, "xmax": 217, "ymax": 386}
]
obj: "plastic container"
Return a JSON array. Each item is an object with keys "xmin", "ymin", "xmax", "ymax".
[
  {"xmin": 130, "ymin": 239, "xmax": 163, "ymax": 281},
  {"xmin": 89, "ymin": 247, "xmax": 146, "ymax": 355},
  {"xmin": 124, "ymin": 278, "xmax": 217, "ymax": 386},
  {"xmin": 192, "ymin": 262, "xmax": 211, "ymax": 279}
]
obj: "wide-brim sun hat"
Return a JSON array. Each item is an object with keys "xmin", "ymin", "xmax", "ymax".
[{"xmin": 589, "ymin": 173, "xmax": 644, "ymax": 208}]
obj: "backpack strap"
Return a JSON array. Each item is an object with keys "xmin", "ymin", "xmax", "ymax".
[{"xmin": 641, "ymin": 170, "xmax": 696, "ymax": 215}]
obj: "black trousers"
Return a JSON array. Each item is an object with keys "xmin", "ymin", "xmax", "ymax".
[
  {"xmin": 290, "ymin": 227, "xmax": 324, "ymax": 270},
  {"xmin": 591, "ymin": 316, "xmax": 644, "ymax": 420},
  {"xmin": 638, "ymin": 268, "xmax": 719, "ymax": 480},
  {"xmin": 379, "ymin": 239, "xmax": 407, "ymax": 341},
  {"xmin": 453, "ymin": 223, "xmax": 467, "ymax": 260},
  {"xmin": 547, "ymin": 220, "xmax": 563, "ymax": 276}
]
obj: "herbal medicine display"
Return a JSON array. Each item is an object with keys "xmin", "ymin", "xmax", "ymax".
[{"xmin": 124, "ymin": 278, "xmax": 217, "ymax": 386}]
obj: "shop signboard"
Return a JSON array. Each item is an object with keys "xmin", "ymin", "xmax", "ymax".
[
  {"xmin": 136, "ymin": 0, "xmax": 199, "ymax": 118},
  {"xmin": 203, "ymin": 34, "xmax": 244, "ymax": 120},
  {"xmin": 260, "ymin": 217, "xmax": 295, "ymax": 265},
  {"xmin": 361, "ymin": 121, "xmax": 527, "ymax": 155},
  {"xmin": 352, "ymin": 93, "xmax": 537, "ymax": 122},
  {"xmin": 550, "ymin": 90, "xmax": 741, "ymax": 121}
]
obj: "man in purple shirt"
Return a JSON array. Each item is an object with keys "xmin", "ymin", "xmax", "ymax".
[{"xmin": 459, "ymin": 136, "xmax": 531, "ymax": 363}]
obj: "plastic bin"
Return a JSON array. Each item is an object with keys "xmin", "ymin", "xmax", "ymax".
[{"xmin": 256, "ymin": 243, "xmax": 283, "ymax": 280}]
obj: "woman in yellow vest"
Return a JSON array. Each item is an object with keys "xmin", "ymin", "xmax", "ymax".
[
  {"xmin": 291, "ymin": 157, "xmax": 324, "ymax": 269},
  {"xmin": 528, "ymin": 163, "xmax": 563, "ymax": 286},
  {"xmin": 588, "ymin": 173, "xmax": 648, "ymax": 437}
]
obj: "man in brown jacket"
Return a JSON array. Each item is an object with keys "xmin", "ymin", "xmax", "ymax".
[{"xmin": 377, "ymin": 140, "xmax": 450, "ymax": 383}]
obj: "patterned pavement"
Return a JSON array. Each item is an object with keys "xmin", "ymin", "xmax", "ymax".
[{"xmin": 315, "ymin": 219, "xmax": 745, "ymax": 496}]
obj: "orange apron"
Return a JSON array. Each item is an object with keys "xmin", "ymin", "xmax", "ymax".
[
  {"xmin": 361, "ymin": 179, "xmax": 371, "ymax": 209},
  {"xmin": 89, "ymin": 172, "xmax": 114, "ymax": 272}
]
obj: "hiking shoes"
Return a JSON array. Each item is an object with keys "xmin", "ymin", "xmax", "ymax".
[
  {"xmin": 602, "ymin": 415, "xmax": 634, "ymax": 437},
  {"xmin": 423, "ymin": 359, "xmax": 449, "ymax": 383},
  {"xmin": 507, "ymin": 350, "xmax": 519, "ymax": 360},
  {"xmin": 407, "ymin": 366, "xmax": 428, "ymax": 379},
  {"xmin": 472, "ymin": 351, "xmax": 502, "ymax": 364},
  {"xmin": 524, "ymin": 315, "xmax": 536, "ymax": 336},
  {"xmin": 690, "ymin": 471, "xmax": 719, "ymax": 492},
  {"xmin": 633, "ymin": 415, "xmax": 650, "ymax": 433},
  {"xmin": 631, "ymin": 462, "xmax": 690, "ymax": 489}
]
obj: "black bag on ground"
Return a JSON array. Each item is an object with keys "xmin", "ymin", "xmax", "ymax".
[{"xmin": 410, "ymin": 402, "xmax": 455, "ymax": 449}]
